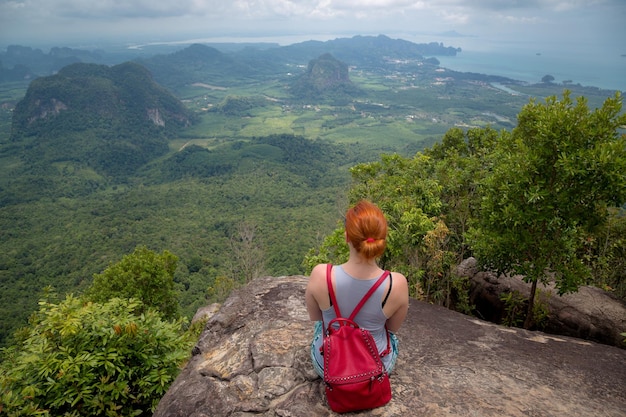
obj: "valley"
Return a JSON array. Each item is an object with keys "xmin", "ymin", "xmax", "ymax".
[{"xmin": 0, "ymin": 36, "xmax": 621, "ymax": 347}]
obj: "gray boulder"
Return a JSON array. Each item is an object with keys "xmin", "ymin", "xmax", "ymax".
[
  {"xmin": 458, "ymin": 257, "xmax": 626, "ymax": 347},
  {"xmin": 191, "ymin": 303, "xmax": 221, "ymax": 324},
  {"xmin": 154, "ymin": 275, "xmax": 626, "ymax": 416}
]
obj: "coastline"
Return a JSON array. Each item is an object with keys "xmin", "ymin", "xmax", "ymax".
[{"xmin": 435, "ymin": 50, "xmax": 625, "ymax": 93}]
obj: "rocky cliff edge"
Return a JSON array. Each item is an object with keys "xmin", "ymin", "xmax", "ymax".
[{"xmin": 153, "ymin": 275, "xmax": 626, "ymax": 417}]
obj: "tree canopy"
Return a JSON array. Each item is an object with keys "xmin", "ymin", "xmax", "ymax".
[
  {"xmin": 87, "ymin": 246, "xmax": 180, "ymax": 321},
  {"xmin": 467, "ymin": 91, "xmax": 626, "ymax": 327}
]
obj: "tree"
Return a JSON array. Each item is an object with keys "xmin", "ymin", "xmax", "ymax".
[
  {"xmin": 225, "ymin": 222, "xmax": 267, "ymax": 284},
  {"xmin": 87, "ymin": 246, "xmax": 180, "ymax": 320},
  {"xmin": 207, "ymin": 275, "xmax": 237, "ymax": 303},
  {"xmin": 467, "ymin": 91, "xmax": 626, "ymax": 328},
  {"xmin": 0, "ymin": 294, "xmax": 191, "ymax": 416},
  {"xmin": 425, "ymin": 126, "xmax": 499, "ymax": 260},
  {"xmin": 541, "ymin": 74, "xmax": 555, "ymax": 83}
]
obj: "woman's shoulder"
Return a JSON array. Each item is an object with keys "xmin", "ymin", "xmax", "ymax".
[
  {"xmin": 388, "ymin": 270, "xmax": 409, "ymax": 293},
  {"xmin": 311, "ymin": 263, "xmax": 330, "ymax": 277},
  {"xmin": 388, "ymin": 270, "xmax": 406, "ymax": 280},
  {"xmin": 309, "ymin": 263, "xmax": 330, "ymax": 286}
]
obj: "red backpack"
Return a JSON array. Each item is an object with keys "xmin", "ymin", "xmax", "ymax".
[{"xmin": 322, "ymin": 264, "xmax": 392, "ymax": 413}]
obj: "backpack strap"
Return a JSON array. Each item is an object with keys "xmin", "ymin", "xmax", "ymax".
[
  {"xmin": 326, "ymin": 264, "xmax": 391, "ymax": 320},
  {"xmin": 348, "ymin": 270, "xmax": 391, "ymax": 321},
  {"xmin": 351, "ymin": 272, "xmax": 392, "ymax": 356},
  {"xmin": 326, "ymin": 263, "xmax": 342, "ymax": 318}
]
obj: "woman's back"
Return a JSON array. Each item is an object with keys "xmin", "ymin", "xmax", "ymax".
[{"xmin": 314, "ymin": 265, "xmax": 392, "ymax": 369}]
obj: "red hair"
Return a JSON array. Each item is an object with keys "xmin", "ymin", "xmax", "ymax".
[{"xmin": 345, "ymin": 200, "xmax": 387, "ymax": 259}]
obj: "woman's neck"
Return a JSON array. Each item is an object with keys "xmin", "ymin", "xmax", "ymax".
[
  {"xmin": 342, "ymin": 248, "xmax": 381, "ymax": 278},
  {"xmin": 347, "ymin": 256, "xmax": 377, "ymax": 267}
]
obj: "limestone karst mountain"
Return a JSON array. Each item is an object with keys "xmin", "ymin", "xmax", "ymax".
[
  {"xmin": 10, "ymin": 61, "xmax": 194, "ymax": 176},
  {"xmin": 290, "ymin": 53, "xmax": 362, "ymax": 101}
]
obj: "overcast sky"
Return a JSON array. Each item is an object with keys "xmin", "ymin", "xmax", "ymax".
[{"xmin": 1, "ymin": 0, "xmax": 625, "ymax": 52}]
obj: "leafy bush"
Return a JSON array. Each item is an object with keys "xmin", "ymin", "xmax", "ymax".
[
  {"xmin": 0, "ymin": 295, "xmax": 192, "ymax": 416},
  {"xmin": 582, "ymin": 208, "xmax": 626, "ymax": 300},
  {"xmin": 500, "ymin": 289, "xmax": 550, "ymax": 330},
  {"xmin": 87, "ymin": 246, "xmax": 180, "ymax": 320},
  {"xmin": 500, "ymin": 290, "xmax": 526, "ymax": 328}
]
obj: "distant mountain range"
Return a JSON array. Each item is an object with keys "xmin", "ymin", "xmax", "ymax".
[
  {"xmin": 4, "ymin": 35, "xmax": 459, "ymax": 182},
  {"xmin": 136, "ymin": 35, "xmax": 457, "ymax": 93},
  {"xmin": 0, "ymin": 35, "xmax": 460, "ymax": 85},
  {"xmin": 262, "ymin": 34, "xmax": 460, "ymax": 64}
]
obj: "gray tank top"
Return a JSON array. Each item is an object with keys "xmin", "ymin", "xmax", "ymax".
[{"xmin": 312, "ymin": 265, "xmax": 392, "ymax": 369}]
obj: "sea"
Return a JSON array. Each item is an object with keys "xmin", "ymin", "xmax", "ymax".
[{"xmin": 423, "ymin": 36, "xmax": 626, "ymax": 93}]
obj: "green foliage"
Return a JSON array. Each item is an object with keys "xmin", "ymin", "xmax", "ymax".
[
  {"xmin": 206, "ymin": 275, "xmax": 238, "ymax": 303},
  {"xmin": 581, "ymin": 208, "xmax": 626, "ymax": 299},
  {"xmin": 500, "ymin": 290, "xmax": 526, "ymax": 327},
  {"xmin": 155, "ymin": 144, "xmax": 234, "ymax": 181},
  {"xmin": 425, "ymin": 126, "xmax": 499, "ymax": 259},
  {"xmin": 0, "ymin": 143, "xmax": 347, "ymax": 345},
  {"xmin": 151, "ymin": 134, "xmax": 344, "ymax": 187},
  {"xmin": 86, "ymin": 246, "xmax": 180, "ymax": 320},
  {"xmin": 467, "ymin": 91, "xmax": 626, "ymax": 328},
  {"xmin": 421, "ymin": 220, "xmax": 458, "ymax": 307},
  {"xmin": 214, "ymin": 95, "xmax": 267, "ymax": 116},
  {"xmin": 447, "ymin": 273, "xmax": 474, "ymax": 315},
  {"xmin": 500, "ymin": 289, "xmax": 550, "ymax": 329},
  {"xmin": 532, "ymin": 291, "xmax": 551, "ymax": 330},
  {"xmin": 0, "ymin": 295, "xmax": 192, "ymax": 416},
  {"xmin": 303, "ymin": 224, "xmax": 350, "ymax": 273}
]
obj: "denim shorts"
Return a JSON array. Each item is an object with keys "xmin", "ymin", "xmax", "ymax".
[{"xmin": 310, "ymin": 320, "xmax": 399, "ymax": 378}]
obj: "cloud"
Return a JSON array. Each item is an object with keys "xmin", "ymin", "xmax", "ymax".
[
  {"xmin": 0, "ymin": 0, "xmax": 624, "ymax": 46},
  {"xmin": 4, "ymin": 0, "xmax": 620, "ymax": 20}
]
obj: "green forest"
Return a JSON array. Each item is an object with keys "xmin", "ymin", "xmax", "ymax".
[{"xmin": 0, "ymin": 36, "xmax": 624, "ymax": 416}]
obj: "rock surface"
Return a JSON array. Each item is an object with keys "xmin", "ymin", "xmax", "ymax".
[
  {"xmin": 154, "ymin": 275, "xmax": 626, "ymax": 417},
  {"xmin": 458, "ymin": 257, "xmax": 626, "ymax": 348}
]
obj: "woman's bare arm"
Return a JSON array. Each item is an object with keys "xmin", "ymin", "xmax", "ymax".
[
  {"xmin": 384, "ymin": 272, "xmax": 409, "ymax": 333},
  {"xmin": 305, "ymin": 264, "xmax": 327, "ymax": 321}
]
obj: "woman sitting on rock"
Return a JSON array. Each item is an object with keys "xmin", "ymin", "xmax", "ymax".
[{"xmin": 305, "ymin": 199, "xmax": 409, "ymax": 377}]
